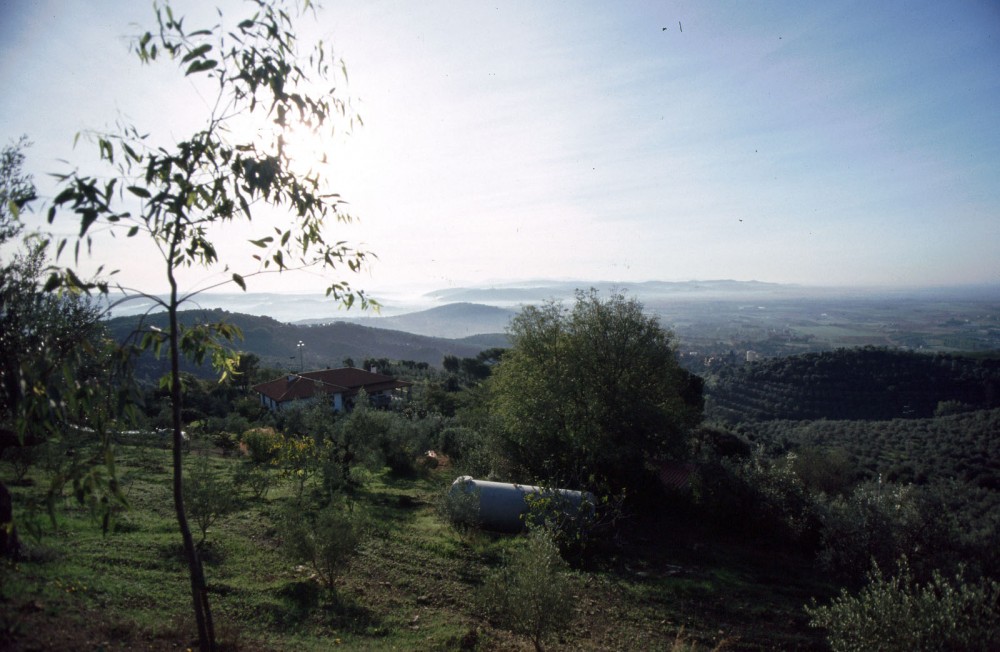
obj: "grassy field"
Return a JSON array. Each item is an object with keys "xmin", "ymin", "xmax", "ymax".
[{"xmin": 1, "ymin": 442, "xmax": 832, "ymax": 651}]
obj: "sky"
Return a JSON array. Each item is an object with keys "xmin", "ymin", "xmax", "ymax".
[{"xmin": 2, "ymin": 0, "xmax": 999, "ymax": 304}]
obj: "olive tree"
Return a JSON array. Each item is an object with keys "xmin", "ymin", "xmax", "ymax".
[
  {"xmin": 807, "ymin": 557, "xmax": 1000, "ymax": 651},
  {"xmin": 45, "ymin": 2, "xmax": 372, "ymax": 648},
  {"xmin": 1, "ymin": 138, "xmax": 120, "ymax": 556},
  {"xmin": 479, "ymin": 528, "xmax": 577, "ymax": 652},
  {"xmin": 489, "ymin": 289, "xmax": 703, "ymax": 495}
]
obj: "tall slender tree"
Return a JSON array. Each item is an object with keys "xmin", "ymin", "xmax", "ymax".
[{"xmin": 46, "ymin": 2, "xmax": 373, "ymax": 648}]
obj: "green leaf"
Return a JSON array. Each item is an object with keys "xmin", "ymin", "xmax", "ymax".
[
  {"xmin": 181, "ymin": 43, "xmax": 212, "ymax": 63},
  {"xmin": 232, "ymin": 273, "xmax": 246, "ymax": 291},
  {"xmin": 43, "ymin": 273, "xmax": 61, "ymax": 293},
  {"xmin": 122, "ymin": 142, "xmax": 141, "ymax": 162},
  {"xmin": 185, "ymin": 59, "xmax": 218, "ymax": 76},
  {"xmin": 79, "ymin": 209, "xmax": 99, "ymax": 236},
  {"xmin": 99, "ymin": 138, "xmax": 113, "ymax": 162},
  {"xmin": 127, "ymin": 226, "xmax": 139, "ymax": 237},
  {"xmin": 127, "ymin": 185, "xmax": 151, "ymax": 198}
]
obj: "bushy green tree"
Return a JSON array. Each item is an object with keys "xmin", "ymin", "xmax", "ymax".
[
  {"xmin": 489, "ymin": 289, "xmax": 702, "ymax": 494},
  {"xmin": 312, "ymin": 397, "xmax": 383, "ymax": 492},
  {"xmin": 281, "ymin": 501, "xmax": 367, "ymax": 592},
  {"xmin": 807, "ymin": 557, "xmax": 1000, "ymax": 652},
  {"xmin": 185, "ymin": 455, "xmax": 237, "ymax": 546},
  {"xmin": 692, "ymin": 450, "xmax": 816, "ymax": 545},
  {"xmin": 0, "ymin": 137, "xmax": 121, "ymax": 555},
  {"xmin": 479, "ymin": 528, "xmax": 578, "ymax": 652},
  {"xmin": 816, "ymin": 481, "xmax": 923, "ymax": 585}
]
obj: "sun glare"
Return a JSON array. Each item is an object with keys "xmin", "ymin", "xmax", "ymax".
[
  {"xmin": 276, "ymin": 123, "xmax": 334, "ymax": 176},
  {"xmin": 224, "ymin": 115, "xmax": 337, "ymax": 180}
]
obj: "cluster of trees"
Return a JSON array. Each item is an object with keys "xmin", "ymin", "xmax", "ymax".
[
  {"xmin": 729, "ymin": 409, "xmax": 1000, "ymax": 490},
  {"xmin": 688, "ymin": 423, "xmax": 1000, "ymax": 597},
  {"xmin": 707, "ymin": 347, "xmax": 1000, "ymax": 422}
]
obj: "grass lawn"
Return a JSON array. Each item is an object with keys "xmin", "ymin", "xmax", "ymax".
[{"xmin": 1, "ymin": 441, "xmax": 831, "ymax": 650}]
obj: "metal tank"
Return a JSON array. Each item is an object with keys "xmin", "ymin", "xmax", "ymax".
[{"xmin": 448, "ymin": 475, "xmax": 595, "ymax": 533}]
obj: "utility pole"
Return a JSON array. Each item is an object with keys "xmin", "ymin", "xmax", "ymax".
[{"xmin": 297, "ymin": 340, "xmax": 305, "ymax": 372}]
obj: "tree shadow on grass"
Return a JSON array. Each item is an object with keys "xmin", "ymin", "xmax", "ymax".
[
  {"xmin": 156, "ymin": 539, "xmax": 226, "ymax": 568},
  {"xmin": 260, "ymin": 580, "xmax": 382, "ymax": 635},
  {"xmin": 318, "ymin": 588, "xmax": 384, "ymax": 636}
]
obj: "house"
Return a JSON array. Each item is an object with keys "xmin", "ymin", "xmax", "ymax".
[{"xmin": 253, "ymin": 367, "xmax": 412, "ymax": 413}]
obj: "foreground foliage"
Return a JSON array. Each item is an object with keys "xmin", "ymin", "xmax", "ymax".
[
  {"xmin": 806, "ymin": 558, "xmax": 1000, "ymax": 652},
  {"xmin": 478, "ymin": 528, "xmax": 577, "ymax": 652},
  {"xmin": 0, "ymin": 137, "xmax": 121, "ymax": 553},
  {"xmin": 44, "ymin": 0, "xmax": 373, "ymax": 646},
  {"xmin": 2, "ymin": 441, "xmax": 826, "ymax": 650}
]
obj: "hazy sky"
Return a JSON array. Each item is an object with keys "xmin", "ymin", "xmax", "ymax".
[{"xmin": 2, "ymin": 0, "xmax": 999, "ymax": 301}]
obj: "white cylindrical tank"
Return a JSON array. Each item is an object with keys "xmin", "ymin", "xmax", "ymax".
[{"xmin": 449, "ymin": 476, "xmax": 594, "ymax": 533}]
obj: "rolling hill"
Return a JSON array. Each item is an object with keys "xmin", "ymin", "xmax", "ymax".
[
  {"xmin": 295, "ymin": 302, "xmax": 516, "ymax": 339},
  {"xmin": 104, "ymin": 308, "xmax": 509, "ymax": 382}
]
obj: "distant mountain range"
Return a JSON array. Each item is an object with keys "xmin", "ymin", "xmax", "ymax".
[
  {"xmin": 422, "ymin": 279, "xmax": 794, "ymax": 304},
  {"xmin": 102, "ymin": 279, "xmax": 999, "ymax": 325},
  {"xmin": 99, "ymin": 281, "xmax": 1000, "ymax": 372}
]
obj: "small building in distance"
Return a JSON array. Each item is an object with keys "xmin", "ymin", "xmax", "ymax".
[{"xmin": 253, "ymin": 367, "xmax": 412, "ymax": 413}]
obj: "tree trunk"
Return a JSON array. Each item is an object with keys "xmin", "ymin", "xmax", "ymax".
[
  {"xmin": 169, "ymin": 297, "xmax": 216, "ymax": 650},
  {"xmin": 0, "ymin": 480, "xmax": 19, "ymax": 559}
]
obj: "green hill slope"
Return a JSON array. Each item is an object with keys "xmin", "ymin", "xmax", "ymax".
[
  {"xmin": 104, "ymin": 308, "xmax": 508, "ymax": 383},
  {"xmin": 707, "ymin": 347, "xmax": 1000, "ymax": 422}
]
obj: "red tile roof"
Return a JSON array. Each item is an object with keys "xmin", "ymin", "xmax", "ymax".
[
  {"xmin": 253, "ymin": 368, "xmax": 411, "ymax": 404},
  {"xmin": 659, "ymin": 462, "xmax": 696, "ymax": 491}
]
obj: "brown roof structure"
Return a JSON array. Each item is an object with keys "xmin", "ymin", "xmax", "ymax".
[
  {"xmin": 658, "ymin": 462, "xmax": 696, "ymax": 491},
  {"xmin": 253, "ymin": 368, "xmax": 411, "ymax": 406}
]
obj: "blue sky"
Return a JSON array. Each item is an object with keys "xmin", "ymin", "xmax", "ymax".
[{"xmin": 1, "ymin": 0, "xmax": 998, "ymax": 300}]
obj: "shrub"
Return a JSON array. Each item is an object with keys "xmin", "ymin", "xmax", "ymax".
[
  {"xmin": 806, "ymin": 557, "xmax": 1000, "ymax": 651},
  {"xmin": 522, "ymin": 489, "xmax": 603, "ymax": 560},
  {"xmin": 281, "ymin": 501, "xmax": 368, "ymax": 592},
  {"xmin": 816, "ymin": 481, "xmax": 922, "ymax": 585},
  {"xmin": 693, "ymin": 450, "xmax": 816, "ymax": 545},
  {"xmin": 233, "ymin": 463, "xmax": 273, "ymax": 500},
  {"xmin": 378, "ymin": 422, "xmax": 419, "ymax": 477},
  {"xmin": 240, "ymin": 427, "xmax": 282, "ymax": 466},
  {"xmin": 213, "ymin": 431, "xmax": 239, "ymax": 456},
  {"xmin": 478, "ymin": 528, "xmax": 577, "ymax": 652},
  {"xmin": 185, "ymin": 455, "xmax": 238, "ymax": 546},
  {"xmin": 2, "ymin": 443, "xmax": 40, "ymax": 483},
  {"xmin": 278, "ymin": 434, "xmax": 318, "ymax": 498},
  {"xmin": 438, "ymin": 483, "xmax": 481, "ymax": 533}
]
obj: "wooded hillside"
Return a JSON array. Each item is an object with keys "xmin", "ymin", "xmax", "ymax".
[
  {"xmin": 706, "ymin": 347, "xmax": 1000, "ymax": 422},
  {"xmin": 104, "ymin": 309, "xmax": 508, "ymax": 383}
]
